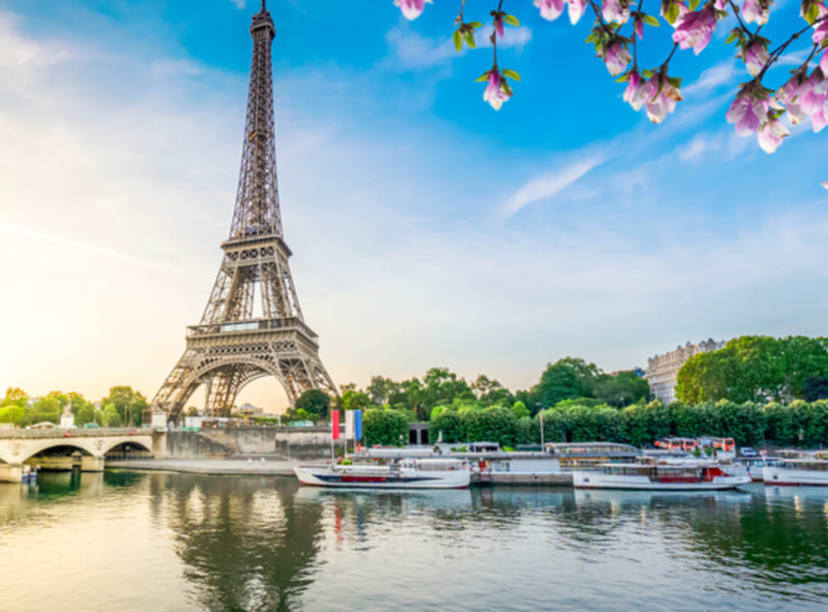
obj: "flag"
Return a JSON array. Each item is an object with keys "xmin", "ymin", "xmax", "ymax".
[
  {"xmin": 354, "ymin": 409, "xmax": 362, "ymax": 440},
  {"xmin": 331, "ymin": 410, "xmax": 340, "ymax": 440},
  {"xmin": 345, "ymin": 410, "xmax": 355, "ymax": 439}
]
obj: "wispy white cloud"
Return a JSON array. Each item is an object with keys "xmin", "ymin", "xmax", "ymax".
[
  {"xmin": 0, "ymin": 221, "xmax": 183, "ymax": 272},
  {"xmin": 385, "ymin": 26, "xmax": 455, "ymax": 69},
  {"xmin": 497, "ymin": 154, "xmax": 607, "ymax": 221},
  {"xmin": 683, "ymin": 60, "xmax": 739, "ymax": 96},
  {"xmin": 230, "ymin": 0, "xmax": 246, "ymax": 9},
  {"xmin": 385, "ymin": 24, "xmax": 532, "ymax": 70},
  {"xmin": 475, "ymin": 26, "xmax": 533, "ymax": 50}
]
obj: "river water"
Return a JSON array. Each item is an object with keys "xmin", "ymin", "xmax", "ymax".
[{"xmin": 1, "ymin": 471, "xmax": 826, "ymax": 611}]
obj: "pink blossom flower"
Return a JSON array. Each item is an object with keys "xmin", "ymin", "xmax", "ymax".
[
  {"xmin": 672, "ymin": 7, "xmax": 717, "ymax": 55},
  {"xmin": 602, "ymin": 41, "xmax": 631, "ymax": 77},
  {"xmin": 799, "ymin": 69, "xmax": 828, "ymax": 132},
  {"xmin": 534, "ymin": 0, "xmax": 565, "ymax": 21},
  {"xmin": 483, "ymin": 71, "xmax": 511, "ymax": 111},
  {"xmin": 742, "ymin": 0, "xmax": 770, "ymax": 25},
  {"xmin": 812, "ymin": 5, "xmax": 828, "ymax": 45},
  {"xmin": 822, "ymin": 49, "xmax": 828, "ymax": 75},
  {"xmin": 775, "ymin": 71, "xmax": 808, "ymax": 124},
  {"xmin": 742, "ymin": 41, "xmax": 770, "ymax": 77},
  {"xmin": 393, "ymin": 0, "xmax": 431, "ymax": 20},
  {"xmin": 757, "ymin": 115, "xmax": 790, "ymax": 153},
  {"xmin": 726, "ymin": 90, "xmax": 768, "ymax": 136},
  {"xmin": 623, "ymin": 70, "xmax": 645, "ymax": 110},
  {"xmin": 713, "ymin": 0, "xmax": 728, "ymax": 9},
  {"xmin": 568, "ymin": 0, "xmax": 588, "ymax": 24},
  {"xmin": 494, "ymin": 13, "xmax": 505, "ymax": 38},
  {"xmin": 634, "ymin": 15, "xmax": 644, "ymax": 39},
  {"xmin": 640, "ymin": 75, "xmax": 682, "ymax": 123},
  {"xmin": 602, "ymin": 0, "xmax": 631, "ymax": 24}
]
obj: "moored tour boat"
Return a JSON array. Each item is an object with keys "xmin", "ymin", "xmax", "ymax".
[
  {"xmin": 294, "ymin": 457, "xmax": 471, "ymax": 489},
  {"xmin": 572, "ymin": 461, "xmax": 750, "ymax": 490},
  {"xmin": 763, "ymin": 458, "xmax": 828, "ymax": 486}
]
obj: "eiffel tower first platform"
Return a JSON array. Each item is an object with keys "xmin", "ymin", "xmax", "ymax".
[{"xmin": 151, "ymin": 1, "xmax": 337, "ymax": 421}]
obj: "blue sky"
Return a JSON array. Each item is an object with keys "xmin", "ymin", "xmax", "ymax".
[{"xmin": 0, "ymin": 0, "xmax": 826, "ymax": 409}]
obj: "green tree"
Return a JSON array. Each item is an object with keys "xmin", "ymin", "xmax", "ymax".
[
  {"xmin": 594, "ymin": 370, "xmax": 650, "ymax": 408},
  {"xmin": 101, "ymin": 386, "xmax": 147, "ymax": 426},
  {"xmin": 511, "ymin": 400, "xmax": 530, "ymax": 420},
  {"xmin": 364, "ymin": 408, "xmax": 410, "ymax": 446},
  {"xmin": 340, "ymin": 389, "xmax": 371, "ymax": 412},
  {"xmin": 459, "ymin": 406, "xmax": 517, "ymax": 448},
  {"xmin": 534, "ymin": 362, "xmax": 582, "ymax": 409},
  {"xmin": 802, "ymin": 376, "xmax": 828, "ymax": 402},
  {"xmin": 102, "ymin": 403, "xmax": 122, "ymax": 428},
  {"xmin": 76, "ymin": 404, "xmax": 95, "ymax": 426},
  {"xmin": 295, "ymin": 389, "xmax": 331, "ymax": 419},
  {"xmin": 429, "ymin": 407, "xmax": 464, "ymax": 443}
]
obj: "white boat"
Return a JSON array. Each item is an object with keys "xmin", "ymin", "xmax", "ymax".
[
  {"xmin": 737, "ymin": 457, "xmax": 780, "ymax": 482},
  {"xmin": 763, "ymin": 458, "xmax": 828, "ymax": 486},
  {"xmin": 293, "ymin": 457, "xmax": 471, "ymax": 489},
  {"xmin": 572, "ymin": 461, "xmax": 751, "ymax": 490}
]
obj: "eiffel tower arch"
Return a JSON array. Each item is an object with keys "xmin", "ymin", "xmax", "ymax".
[{"xmin": 151, "ymin": 2, "xmax": 337, "ymax": 421}]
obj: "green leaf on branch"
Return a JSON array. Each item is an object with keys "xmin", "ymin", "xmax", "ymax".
[
  {"xmin": 452, "ymin": 30, "xmax": 462, "ymax": 52},
  {"xmin": 468, "ymin": 21, "xmax": 483, "ymax": 28},
  {"xmin": 616, "ymin": 72, "xmax": 631, "ymax": 82},
  {"xmin": 475, "ymin": 71, "xmax": 491, "ymax": 82},
  {"xmin": 642, "ymin": 68, "xmax": 655, "ymax": 78},
  {"xmin": 643, "ymin": 15, "xmax": 660, "ymax": 26},
  {"xmin": 689, "ymin": 0, "xmax": 701, "ymax": 11},
  {"xmin": 465, "ymin": 31, "xmax": 476, "ymax": 48},
  {"xmin": 805, "ymin": 2, "xmax": 820, "ymax": 24},
  {"xmin": 503, "ymin": 14, "xmax": 520, "ymax": 27},
  {"xmin": 502, "ymin": 68, "xmax": 521, "ymax": 81},
  {"xmin": 725, "ymin": 29, "xmax": 739, "ymax": 45},
  {"xmin": 667, "ymin": 76, "xmax": 682, "ymax": 88},
  {"xmin": 665, "ymin": 2, "xmax": 680, "ymax": 24},
  {"xmin": 585, "ymin": 32, "xmax": 596, "ymax": 43}
]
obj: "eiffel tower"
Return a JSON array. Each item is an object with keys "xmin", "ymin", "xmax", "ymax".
[{"xmin": 151, "ymin": 1, "xmax": 337, "ymax": 421}]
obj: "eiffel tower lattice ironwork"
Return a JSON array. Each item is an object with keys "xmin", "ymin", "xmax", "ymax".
[{"xmin": 151, "ymin": 1, "xmax": 337, "ymax": 420}]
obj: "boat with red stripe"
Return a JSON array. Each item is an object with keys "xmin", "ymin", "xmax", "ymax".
[
  {"xmin": 294, "ymin": 457, "xmax": 471, "ymax": 489},
  {"xmin": 573, "ymin": 460, "xmax": 750, "ymax": 490}
]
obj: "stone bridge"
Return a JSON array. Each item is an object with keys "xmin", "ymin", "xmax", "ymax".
[{"xmin": 0, "ymin": 428, "xmax": 167, "ymax": 482}]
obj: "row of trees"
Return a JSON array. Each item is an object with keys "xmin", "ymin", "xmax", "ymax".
[
  {"xmin": 290, "ymin": 361, "xmax": 651, "ymax": 424},
  {"xmin": 677, "ymin": 336, "xmax": 828, "ymax": 404},
  {"xmin": 426, "ymin": 398, "xmax": 828, "ymax": 450},
  {"xmin": 0, "ymin": 386, "xmax": 148, "ymax": 428}
]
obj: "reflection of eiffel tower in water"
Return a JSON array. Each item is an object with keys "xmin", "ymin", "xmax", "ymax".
[{"xmin": 152, "ymin": 1, "xmax": 337, "ymax": 421}]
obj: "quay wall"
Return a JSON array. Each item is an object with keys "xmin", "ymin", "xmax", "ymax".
[
  {"xmin": 166, "ymin": 431, "xmax": 236, "ymax": 458},
  {"xmin": 165, "ymin": 427, "xmax": 339, "ymax": 459}
]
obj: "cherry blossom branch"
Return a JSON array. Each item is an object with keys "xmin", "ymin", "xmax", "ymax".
[
  {"xmin": 726, "ymin": 0, "xmax": 752, "ymax": 35},
  {"xmin": 757, "ymin": 14, "xmax": 828, "ymax": 79},
  {"xmin": 392, "ymin": 0, "xmax": 828, "ymax": 154}
]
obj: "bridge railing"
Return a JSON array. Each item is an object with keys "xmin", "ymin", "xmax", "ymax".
[{"xmin": 0, "ymin": 428, "xmax": 155, "ymax": 440}]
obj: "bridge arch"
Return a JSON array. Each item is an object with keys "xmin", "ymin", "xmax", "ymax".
[
  {"xmin": 21, "ymin": 441, "xmax": 95, "ymax": 464},
  {"xmin": 101, "ymin": 438, "xmax": 153, "ymax": 456}
]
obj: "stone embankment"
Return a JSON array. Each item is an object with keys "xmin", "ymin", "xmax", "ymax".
[{"xmin": 164, "ymin": 427, "xmax": 337, "ymax": 459}]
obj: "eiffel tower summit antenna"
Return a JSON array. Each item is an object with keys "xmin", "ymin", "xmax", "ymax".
[{"xmin": 151, "ymin": 5, "xmax": 338, "ymax": 421}]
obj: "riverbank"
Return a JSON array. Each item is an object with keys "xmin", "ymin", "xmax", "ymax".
[{"xmin": 106, "ymin": 457, "xmax": 300, "ymax": 476}]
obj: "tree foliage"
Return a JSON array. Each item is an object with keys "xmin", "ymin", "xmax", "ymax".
[
  {"xmin": 364, "ymin": 408, "xmax": 410, "ymax": 446},
  {"xmin": 677, "ymin": 336, "xmax": 828, "ymax": 404},
  {"xmin": 294, "ymin": 389, "xmax": 331, "ymax": 419}
]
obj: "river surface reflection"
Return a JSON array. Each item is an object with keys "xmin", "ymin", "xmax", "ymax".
[{"xmin": 1, "ymin": 472, "xmax": 826, "ymax": 611}]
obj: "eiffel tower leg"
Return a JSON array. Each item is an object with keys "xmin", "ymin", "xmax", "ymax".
[
  {"xmin": 152, "ymin": 349, "xmax": 202, "ymax": 423},
  {"xmin": 204, "ymin": 369, "xmax": 246, "ymax": 417}
]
